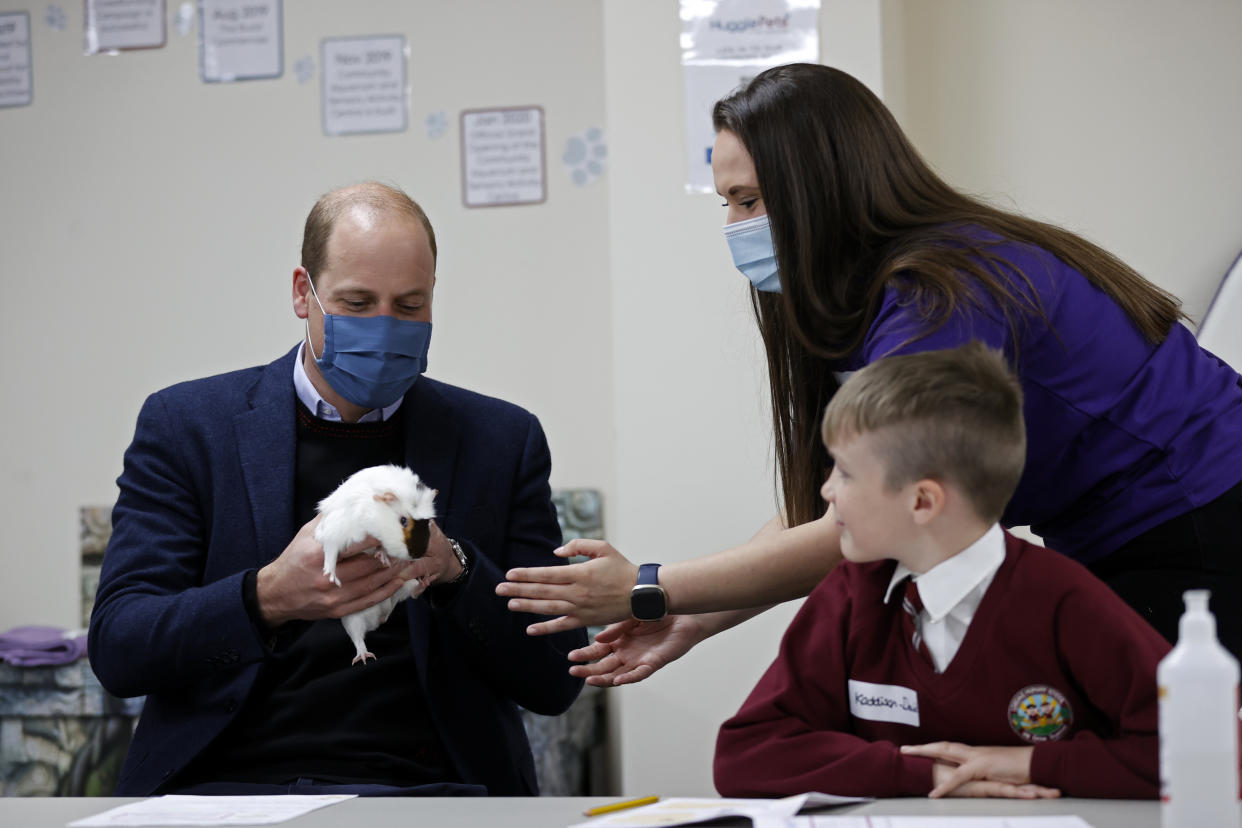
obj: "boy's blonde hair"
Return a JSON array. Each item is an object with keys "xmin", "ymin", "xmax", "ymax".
[{"xmin": 821, "ymin": 342, "xmax": 1026, "ymax": 523}]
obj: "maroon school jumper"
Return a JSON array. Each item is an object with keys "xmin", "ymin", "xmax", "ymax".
[{"xmin": 715, "ymin": 533, "xmax": 1170, "ymax": 799}]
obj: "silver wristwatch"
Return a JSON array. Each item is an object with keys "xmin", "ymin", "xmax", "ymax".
[{"xmin": 445, "ymin": 538, "xmax": 470, "ymax": 585}]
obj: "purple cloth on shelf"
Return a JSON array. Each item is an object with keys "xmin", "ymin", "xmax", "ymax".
[{"xmin": 0, "ymin": 625, "xmax": 88, "ymax": 666}]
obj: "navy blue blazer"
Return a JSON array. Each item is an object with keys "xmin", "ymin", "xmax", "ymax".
[{"xmin": 89, "ymin": 346, "xmax": 586, "ymax": 795}]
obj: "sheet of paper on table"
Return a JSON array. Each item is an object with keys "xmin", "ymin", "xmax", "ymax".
[
  {"xmin": 67, "ymin": 794, "xmax": 357, "ymax": 827},
  {"xmin": 570, "ymin": 792, "xmax": 868, "ymax": 828}
]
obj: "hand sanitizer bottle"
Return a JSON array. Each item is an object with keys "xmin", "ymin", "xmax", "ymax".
[{"xmin": 1158, "ymin": 590, "xmax": 1240, "ymax": 827}]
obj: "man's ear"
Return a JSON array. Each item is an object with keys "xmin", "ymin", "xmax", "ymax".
[
  {"xmin": 292, "ymin": 267, "xmax": 312, "ymax": 320},
  {"xmin": 910, "ymin": 479, "xmax": 946, "ymax": 526}
]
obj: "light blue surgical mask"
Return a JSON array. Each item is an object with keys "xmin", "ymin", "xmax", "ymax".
[
  {"xmin": 305, "ymin": 275, "xmax": 432, "ymax": 409},
  {"xmin": 723, "ymin": 214, "xmax": 781, "ymax": 293}
]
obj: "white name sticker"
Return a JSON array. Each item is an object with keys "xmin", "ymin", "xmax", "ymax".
[{"xmin": 848, "ymin": 679, "xmax": 920, "ymax": 727}]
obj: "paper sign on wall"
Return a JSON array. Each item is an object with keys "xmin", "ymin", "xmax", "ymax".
[
  {"xmin": 680, "ymin": 0, "xmax": 820, "ymax": 193},
  {"xmin": 199, "ymin": 0, "xmax": 282, "ymax": 83},
  {"xmin": 321, "ymin": 35, "xmax": 407, "ymax": 136},
  {"xmin": 85, "ymin": 0, "xmax": 166, "ymax": 54},
  {"xmin": 460, "ymin": 107, "xmax": 546, "ymax": 208},
  {"xmin": 0, "ymin": 11, "xmax": 31, "ymax": 108}
]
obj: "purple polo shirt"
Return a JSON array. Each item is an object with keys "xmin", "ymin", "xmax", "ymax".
[{"xmin": 847, "ymin": 233, "xmax": 1242, "ymax": 562}]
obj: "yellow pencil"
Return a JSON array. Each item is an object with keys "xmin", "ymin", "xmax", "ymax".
[{"xmin": 582, "ymin": 795, "xmax": 660, "ymax": 817}]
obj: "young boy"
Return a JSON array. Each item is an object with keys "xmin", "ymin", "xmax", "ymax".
[{"xmin": 713, "ymin": 342, "xmax": 1170, "ymax": 800}]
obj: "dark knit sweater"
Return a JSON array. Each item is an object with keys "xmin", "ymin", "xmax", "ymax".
[
  {"xmin": 177, "ymin": 404, "xmax": 456, "ymax": 787},
  {"xmin": 714, "ymin": 533, "xmax": 1171, "ymax": 799}
]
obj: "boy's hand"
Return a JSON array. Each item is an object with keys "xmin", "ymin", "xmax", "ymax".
[{"xmin": 902, "ymin": 742, "xmax": 1061, "ymax": 799}]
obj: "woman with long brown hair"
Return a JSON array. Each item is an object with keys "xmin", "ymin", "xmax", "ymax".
[{"xmin": 497, "ymin": 63, "xmax": 1242, "ymax": 677}]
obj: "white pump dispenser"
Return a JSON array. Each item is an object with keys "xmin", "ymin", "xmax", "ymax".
[{"xmin": 1157, "ymin": 590, "xmax": 1240, "ymax": 827}]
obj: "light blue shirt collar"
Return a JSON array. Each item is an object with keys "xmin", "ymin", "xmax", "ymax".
[{"xmin": 292, "ymin": 341, "xmax": 404, "ymax": 423}]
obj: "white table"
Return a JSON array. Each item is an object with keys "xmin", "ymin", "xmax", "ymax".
[{"xmin": 0, "ymin": 795, "xmax": 1160, "ymax": 828}]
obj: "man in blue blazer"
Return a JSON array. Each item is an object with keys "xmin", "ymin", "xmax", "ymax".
[{"xmin": 89, "ymin": 182, "xmax": 585, "ymax": 796}]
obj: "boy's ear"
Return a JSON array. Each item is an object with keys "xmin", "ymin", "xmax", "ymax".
[{"xmin": 910, "ymin": 479, "xmax": 945, "ymax": 525}]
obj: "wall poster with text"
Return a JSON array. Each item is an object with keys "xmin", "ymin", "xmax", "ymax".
[
  {"xmin": 321, "ymin": 35, "xmax": 408, "ymax": 136},
  {"xmin": 200, "ymin": 0, "xmax": 283, "ymax": 82},
  {"xmin": 85, "ymin": 0, "xmax": 166, "ymax": 55},
  {"xmin": 680, "ymin": 0, "xmax": 819, "ymax": 193},
  {"xmin": 0, "ymin": 11, "xmax": 32, "ymax": 108},
  {"xmin": 460, "ymin": 106, "xmax": 546, "ymax": 208}
]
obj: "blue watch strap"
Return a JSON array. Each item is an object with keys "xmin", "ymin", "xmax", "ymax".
[{"xmin": 631, "ymin": 563, "xmax": 667, "ymax": 621}]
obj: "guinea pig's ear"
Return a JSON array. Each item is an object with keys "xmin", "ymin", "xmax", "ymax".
[{"xmin": 373, "ymin": 491, "xmax": 397, "ymax": 503}]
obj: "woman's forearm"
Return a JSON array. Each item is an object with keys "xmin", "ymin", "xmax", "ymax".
[
  {"xmin": 660, "ymin": 513, "xmax": 841, "ymax": 615},
  {"xmin": 497, "ymin": 511, "xmax": 841, "ymax": 634}
]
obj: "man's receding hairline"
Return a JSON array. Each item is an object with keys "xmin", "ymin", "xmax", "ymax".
[
  {"xmin": 302, "ymin": 181, "xmax": 437, "ymax": 290},
  {"xmin": 318, "ymin": 191, "xmax": 436, "ymax": 274},
  {"xmin": 324, "ymin": 188, "xmax": 418, "ymax": 228}
]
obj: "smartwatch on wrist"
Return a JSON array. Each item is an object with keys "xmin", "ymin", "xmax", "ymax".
[{"xmin": 630, "ymin": 563, "xmax": 667, "ymax": 621}]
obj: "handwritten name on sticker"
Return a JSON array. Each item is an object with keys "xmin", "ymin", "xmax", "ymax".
[{"xmin": 847, "ymin": 679, "xmax": 920, "ymax": 727}]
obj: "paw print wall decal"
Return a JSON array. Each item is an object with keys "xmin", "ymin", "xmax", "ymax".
[
  {"xmin": 44, "ymin": 4, "xmax": 67, "ymax": 30},
  {"xmin": 562, "ymin": 127, "xmax": 607, "ymax": 187},
  {"xmin": 294, "ymin": 55, "xmax": 314, "ymax": 85},
  {"xmin": 425, "ymin": 111, "xmax": 448, "ymax": 140},
  {"xmin": 174, "ymin": 1, "xmax": 194, "ymax": 36}
]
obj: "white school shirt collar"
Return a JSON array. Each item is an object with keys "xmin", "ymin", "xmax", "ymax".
[
  {"xmin": 292, "ymin": 341, "xmax": 404, "ymax": 424},
  {"xmin": 883, "ymin": 524, "xmax": 1006, "ymax": 672},
  {"xmin": 883, "ymin": 524, "xmax": 1006, "ymax": 619}
]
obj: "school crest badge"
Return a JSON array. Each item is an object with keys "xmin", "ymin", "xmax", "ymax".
[{"xmin": 1008, "ymin": 684, "xmax": 1072, "ymax": 742}]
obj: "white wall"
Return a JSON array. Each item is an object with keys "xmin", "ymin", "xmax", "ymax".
[
  {"xmin": 894, "ymin": 0, "xmax": 1242, "ymax": 322},
  {"xmin": 0, "ymin": 1, "xmax": 614, "ymax": 630},
  {"xmin": 2, "ymin": 0, "xmax": 1241, "ymax": 801}
]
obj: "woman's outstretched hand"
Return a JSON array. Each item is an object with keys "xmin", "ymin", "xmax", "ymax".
[
  {"xmin": 497, "ymin": 539, "xmax": 639, "ymax": 635},
  {"xmin": 567, "ymin": 616, "xmax": 708, "ymax": 686}
]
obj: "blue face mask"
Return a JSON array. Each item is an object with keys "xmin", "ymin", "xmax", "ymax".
[
  {"xmin": 305, "ymin": 276, "xmax": 432, "ymax": 409},
  {"xmin": 723, "ymin": 214, "xmax": 781, "ymax": 293}
]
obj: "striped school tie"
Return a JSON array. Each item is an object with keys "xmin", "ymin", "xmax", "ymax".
[{"xmin": 901, "ymin": 577, "xmax": 936, "ymax": 670}]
